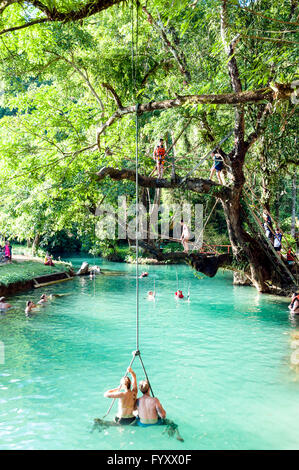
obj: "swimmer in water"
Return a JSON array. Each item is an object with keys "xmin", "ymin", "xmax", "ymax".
[
  {"xmin": 37, "ymin": 293, "xmax": 49, "ymax": 304},
  {"xmin": 288, "ymin": 292, "xmax": 299, "ymax": 315},
  {"xmin": 0, "ymin": 296, "xmax": 12, "ymax": 310},
  {"xmin": 139, "ymin": 272, "xmax": 149, "ymax": 278},
  {"xmin": 25, "ymin": 300, "xmax": 37, "ymax": 316},
  {"xmin": 175, "ymin": 290, "xmax": 184, "ymax": 299},
  {"xmin": 147, "ymin": 291, "xmax": 155, "ymax": 301}
]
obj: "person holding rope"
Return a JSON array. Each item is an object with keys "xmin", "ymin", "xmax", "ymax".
[
  {"xmin": 153, "ymin": 138, "xmax": 166, "ymax": 178},
  {"xmin": 104, "ymin": 366, "xmax": 137, "ymax": 425}
]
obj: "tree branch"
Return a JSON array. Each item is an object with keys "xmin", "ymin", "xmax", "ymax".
[
  {"xmin": 101, "ymin": 82, "xmax": 123, "ymax": 108},
  {"xmin": 0, "ymin": 0, "xmax": 124, "ymax": 36},
  {"xmin": 95, "ymin": 85, "xmax": 293, "ymax": 141},
  {"xmin": 94, "ymin": 166, "xmax": 230, "ymax": 199},
  {"xmin": 142, "ymin": 6, "xmax": 191, "ymax": 84}
]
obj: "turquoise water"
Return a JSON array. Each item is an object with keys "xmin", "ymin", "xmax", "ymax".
[{"xmin": 0, "ymin": 257, "xmax": 298, "ymax": 450}]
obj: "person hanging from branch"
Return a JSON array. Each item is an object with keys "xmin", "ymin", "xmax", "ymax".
[
  {"xmin": 209, "ymin": 150, "xmax": 225, "ymax": 185},
  {"xmin": 153, "ymin": 138, "xmax": 166, "ymax": 178},
  {"xmin": 103, "ymin": 366, "xmax": 137, "ymax": 425}
]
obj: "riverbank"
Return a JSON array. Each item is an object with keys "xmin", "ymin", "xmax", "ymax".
[{"xmin": 0, "ymin": 255, "xmax": 74, "ymax": 296}]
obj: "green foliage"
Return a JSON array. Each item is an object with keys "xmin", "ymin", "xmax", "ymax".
[
  {"xmin": 0, "ymin": 259, "xmax": 71, "ymax": 286},
  {"xmin": 0, "ymin": 0, "xmax": 297, "ymax": 255}
]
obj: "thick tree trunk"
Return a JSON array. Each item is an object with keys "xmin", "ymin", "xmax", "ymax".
[{"xmin": 32, "ymin": 233, "xmax": 40, "ymax": 256}]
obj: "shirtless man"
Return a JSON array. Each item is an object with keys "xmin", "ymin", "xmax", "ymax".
[
  {"xmin": 104, "ymin": 366, "xmax": 137, "ymax": 425},
  {"xmin": 136, "ymin": 380, "xmax": 166, "ymax": 425},
  {"xmin": 0, "ymin": 297, "xmax": 12, "ymax": 310}
]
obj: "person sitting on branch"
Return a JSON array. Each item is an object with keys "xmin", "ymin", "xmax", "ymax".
[{"xmin": 153, "ymin": 138, "xmax": 166, "ymax": 178}]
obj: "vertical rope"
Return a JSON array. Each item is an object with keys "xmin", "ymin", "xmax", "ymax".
[{"xmin": 135, "ymin": 104, "xmax": 139, "ymax": 352}]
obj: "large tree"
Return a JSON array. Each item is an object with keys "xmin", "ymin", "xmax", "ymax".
[{"xmin": 0, "ymin": 0, "xmax": 297, "ymax": 291}]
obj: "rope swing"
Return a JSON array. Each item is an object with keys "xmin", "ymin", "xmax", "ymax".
[{"xmin": 102, "ymin": 2, "xmax": 154, "ymax": 420}]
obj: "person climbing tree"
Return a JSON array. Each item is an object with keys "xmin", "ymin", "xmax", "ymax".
[
  {"xmin": 209, "ymin": 151, "xmax": 225, "ymax": 185},
  {"xmin": 153, "ymin": 138, "xmax": 166, "ymax": 178},
  {"xmin": 273, "ymin": 227, "xmax": 282, "ymax": 255},
  {"xmin": 262, "ymin": 212, "xmax": 274, "ymax": 243}
]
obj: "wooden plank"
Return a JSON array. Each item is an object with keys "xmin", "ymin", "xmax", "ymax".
[{"xmin": 34, "ymin": 277, "xmax": 73, "ymax": 288}]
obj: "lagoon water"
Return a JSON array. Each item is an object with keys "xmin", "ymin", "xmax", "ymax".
[{"xmin": 0, "ymin": 257, "xmax": 299, "ymax": 450}]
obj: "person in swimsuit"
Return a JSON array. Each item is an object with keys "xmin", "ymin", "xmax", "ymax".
[
  {"xmin": 153, "ymin": 138, "xmax": 166, "ymax": 178},
  {"xmin": 104, "ymin": 366, "xmax": 137, "ymax": 425},
  {"xmin": 209, "ymin": 151, "xmax": 225, "ymax": 185},
  {"xmin": 289, "ymin": 293, "xmax": 299, "ymax": 315},
  {"xmin": 37, "ymin": 294, "xmax": 49, "ymax": 304},
  {"xmin": 147, "ymin": 291, "xmax": 155, "ymax": 301},
  {"xmin": 0, "ymin": 297, "xmax": 12, "ymax": 310},
  {"xmin": 25, "ymin": 300, "xmax": 37, "ymax": 316},
  {"xmin": 180, "ymin": 220, "xmax": 190, "ymax": 253},
  {"xmin": 136, "ymin": 380, "xmax": 166, "ymax": 426}
]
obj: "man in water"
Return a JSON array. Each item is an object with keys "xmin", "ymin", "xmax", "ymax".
[
  {"xmin": 136, "ymin": 380, "xmax": 166, "ymax": 426},
  {"xmin": 0, "ymin": 297, "xmax": 12, "ymax": 310},
  {"xmin": 104, "ymin": 366, "xmax": 137, "ymax": 425}
]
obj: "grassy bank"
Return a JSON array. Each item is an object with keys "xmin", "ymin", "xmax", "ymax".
[{"xmin": 0, "ymin": 259, "xmax": 72, "ymax": 287}]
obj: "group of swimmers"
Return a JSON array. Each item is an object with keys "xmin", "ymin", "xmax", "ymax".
[
  {"xmin": 139, "ymin": 272, "xmax": 189, "ymax": 302},
  {"xmin": 25, "ymin": 293, "xmax": 54, "ymax": 315}
]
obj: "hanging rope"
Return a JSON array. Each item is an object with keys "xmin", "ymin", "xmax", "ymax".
[{"xmin": 102, "ymin": 1, "xmax": 154, "ymax": 420}]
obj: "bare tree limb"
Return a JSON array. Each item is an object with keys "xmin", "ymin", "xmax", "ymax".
[
  {"xmin": 95, "ymin": 85, "xmax": 293, "ymax": 141},
  {"xmin": 94, "ymin": 166, "xmax": 230, "ymax": 199},
  {"xmin": 101, "ymin": 82, "xmax": 123, "ymax": 109}
]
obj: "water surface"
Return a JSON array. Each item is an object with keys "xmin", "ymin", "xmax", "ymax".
[{"xmin": 0, "ymin": 257, "xmax": 298, "ymax": 450}]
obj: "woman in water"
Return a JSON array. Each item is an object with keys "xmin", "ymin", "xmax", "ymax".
[
  {"xmin": 25, "ymin": 300, "xmax": 38, "ymax": 316},
  {"xmin": 37, "ymin": 293, "xmax": 49, "ymax": 304},
  {"xmin": 147, "ymin": 291, "xmax": 155, "ymax": 301},
  {"xmin": 289, "ymin": 293, "xmax": 299, "ymax": 315}
]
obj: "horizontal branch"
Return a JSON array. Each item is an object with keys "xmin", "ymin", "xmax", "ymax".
[
  {"xmin": 139, "ymin": 240, "xmax": 233, "ymax": 277},
  {"xmin": 94, "ymin": 166, "xmax": 230, "ymax": 199},
  {"xmin": 96, "ymin": 85, "xmax": 293, "ymax": 139},
  {"xmin": 0, "ymin": 0, "xmax": 124, "ymax": 36}
]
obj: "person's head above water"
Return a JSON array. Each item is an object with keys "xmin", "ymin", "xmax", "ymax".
[
  {"xmin": 139, "ymin": 380, "xmax": 150, "ymax": 394},
  {"xmin": 0, "ymin": 297, "xmax": 6, "ymax": 302}
]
